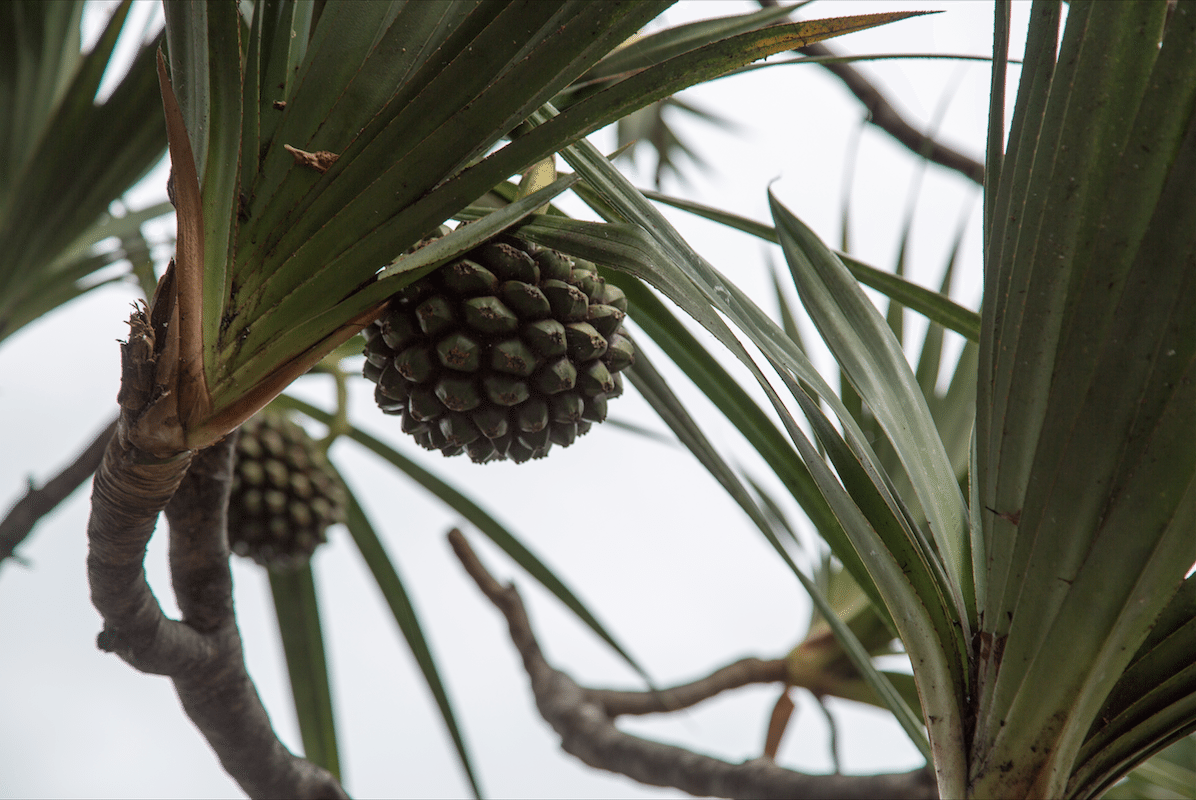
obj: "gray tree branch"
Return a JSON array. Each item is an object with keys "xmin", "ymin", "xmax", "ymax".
[
  {"xmin": 88, "ymin": 423, "xmax": 345, "ymax": 798},
  {"xmin": 86, "ymin": 308, "xmax": 345, "ymax": 799},
  {"xmin": 760, "ymin": 0, "xmax": 986, "ymax": 186},
  {"xmin": 591, "ymin": 656, "xmax": 788, "ymax": 717},
  {"xmin": 163, "ymin": 437, "xmax": 346, "ymax": 799},
  {"xmin": 0, "ymin": 416, "xmax": 116, "ymax": 566},
  {"xmin": 448, "ymin": 529, "xmax": 938, "ymax": 800}
]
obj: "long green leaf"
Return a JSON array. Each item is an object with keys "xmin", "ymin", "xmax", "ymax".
[
  {"xmin": 981, "ymin": 0, "xmax": 1165, "ymax": 644},
  {"xmin": 539, "ymin": 117, "xmax": 972, "ymax": 788},
  {"xmin": 276, "ymin": 393, "xmax": 651, "ymax": 685},
  {"xmin": 633, "ymin": 188, "xmax": 981, "ymax": 342},
  {"xmin": 225, "ymin": 176, "xmax": 578, "ymax": 403},
  {"xmin": 335, "ymin": 476, "xmax": 482, "ymax": 799},
  {"xmin": 0, "ymin": 1, "xmax": 83, "ymax": 178},
  {"xmin": 788, "ymin": 385, "xmax": 963, "ymax": 752},
  {"xmin": 239, "ymin": 2, "xmax": 663, "ymax": 303},
  {"xmin": 0, "ymin": 1, "xmax": 166, "ymax": 341},
  {"xmin": 983, "ymin": 0, "xmax": 1010, "ymax": 255},
  {"xmin": 522, "ymin": 181, "xmax": 939, "ymax": 553},
  {"xmin": 504, "ymin": 11, "xmax": 927, "ymax": 167},
  {"xmin": 625, "ymin": 345, "xmax": 777, "ymax": 550},
  {"xmin": 633, "ymin": 339, "xmax": 932, "ymax": 757},
  {"xmin": 972, "ymin": 3, "xmax": 1196, "ymax": 795},
  {"xmin": 606, "ymin": 272, "xmax": 887, "ymax": 620},
  {"xmin": 0, "ymin": 202, "xmax": 171, "ymax": 338},
  {"xmin": 188, "ymin": 5, "xmax": 927, "ymax": 438},
  {"xmin": 971, "ymin": 1, "xmax": 1065, "ymax": 755},
  {"xmin": 575, "ymin": 3, "xmax": 801, "ymax": 85},
  {"xmin": 770, "ymin": 194, "xmax": 972, "ymax": 620},
  {"xmin": 377, "ymin": 176, "xmax": 577, "ymax": 281},
  {"xmin": 1093, "ymin": 733, "xmax": 1196, "ymax": 800},
  {"xmin": 787, "ymin": 548, "xmax": 932, "ymax": 762},
  {"xmin": 267, "ymin": 562, "xmax": 341, "ymax": 779},
  {"xmin": 1076, "ymin": 590, "xmax": 1196, "ymax": 792},
  {"xmin": 164, "ymin": 0, "xmax": 244, "ymax": 390},
  {"xmin": 511, "ymin": 208, "xmax": 891, "ymax": 493},
  {"xmin": 915, "ymin": 203, "xmax": 971, "ymax": 405},
  {"xmin": 1073, "ymin": 688, "xmax": 1196, "ymax": 800},
  {"xmin": 199, "ymin": 1, "xmax": 667, "ymax": 423},
  {"xmin": 509, "ymin": 209, "xmax": 941, "ymax": 764}
]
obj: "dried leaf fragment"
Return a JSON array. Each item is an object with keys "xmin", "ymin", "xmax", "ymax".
[
  {"xmin": 763, "ymin": 687, "xmax": 796, "ymax": 759},
  {"xmin": 284, "ymin": 144, "xmax": 339, "ymax": 173}
]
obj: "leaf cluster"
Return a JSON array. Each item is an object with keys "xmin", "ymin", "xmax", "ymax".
[{"xmin": 1, "ymin": 2, "xmax": 1192, "ymax": 798}]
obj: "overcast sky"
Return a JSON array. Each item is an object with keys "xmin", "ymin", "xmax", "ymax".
[{"xmin": 0, "ymin": 2, "xmax": 1029, "ymax": 797}]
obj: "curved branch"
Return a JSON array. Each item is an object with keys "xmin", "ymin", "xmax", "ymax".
[
  {"xmin": 87, "ymin": 306, "xmax": 344, "ymax": 798},
  {"xmin": 87, "ymin": 417, "xmax": 196, "ymax": 668},
  {"xmin": 164, "ymin": 438, "xmax": 346, "ymax": 798},
  {"xmin": 0, "ymin": 416, "xmax": 116, "ymax": 566},
  {"xmin": 449, "ymin": 529, "xmax": 938, "ymax": 800},
  {"xmin": 88, "ymin": 423, "xmax": 345, "ymax": 798},
  {"xmin": 759, "ymin": 0, "xmax": 985, "ymax": 185},
  {"xmin": 590, "ymin": 657, "xmax": 787, "ymax": 717}
]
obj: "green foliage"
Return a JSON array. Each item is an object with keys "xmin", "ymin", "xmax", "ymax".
[
  {"xmin": 0, "ymin": 0, "xmax": 169, "ymax": 343},
  {"xmin": 151, "ymin": 0, "xmax": 909, "ymax": 448},
  {"xmin": 2, "ymin": 2, "xmax": 1192, "ymax": 797},
  {"xmin": 510, "ymin": 4, "xmax": 1196, "ymax": 797},
  {"xmin": 973, "ymin": 2, "xmax": 1196, "ymax": 795}
]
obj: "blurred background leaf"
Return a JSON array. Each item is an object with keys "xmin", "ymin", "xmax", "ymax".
[{"xmin": 0, "ymin": 0, "xmax": 170, "ymax": 345}]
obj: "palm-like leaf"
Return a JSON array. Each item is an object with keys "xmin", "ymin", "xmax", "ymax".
[
  {"xmin": 508, "ymin": 137, "xmax": 945, "ymax": 759},
  {"xmin": 265, "ymin": 561, "xmax": 342, "ymax": 780},
  {"xmin": 1102, "ymin": 732, "xmax": 1196, "ymax": 799},
  {"xmin": 63, "ymin": 3, "xmax": 1193, "ymax": 797},
  {"xmin": 566, "ymin": 3, "xmax": 796, "ymax": 188},
  {"xmin": 493, "ymin": 4, "xmax": 1196, "ymax": 796},
  {"xmin": 972, "ymin": 3, "xmax": 1196, "ymax": 796},
  {"xmin": 141, "ymin": 1, "xmax": 927, "ymax": 452},
  {"xmin": 0, "ymin": 0, "xmax": 168, "ymax": 344},
  {"xmin": 597, "ymin": 4, "xmax": 1196, "ymax": 796},
  {"xmin": 74, "ymin": 5, "xmax": 933, "ymax": 794},
  {"xmin": 277, "ymin": 392, "xmax": 650, "ymax": 683}
]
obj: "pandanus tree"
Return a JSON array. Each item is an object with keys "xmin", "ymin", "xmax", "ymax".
[{"xmin": 1, "ymin": 1, "xmax": 1193, "ymax": 798}]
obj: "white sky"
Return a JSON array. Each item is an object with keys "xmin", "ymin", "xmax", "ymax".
[{"xmin": 0, "ymin": 2, "xmax": 1031, "ymax": 798}]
